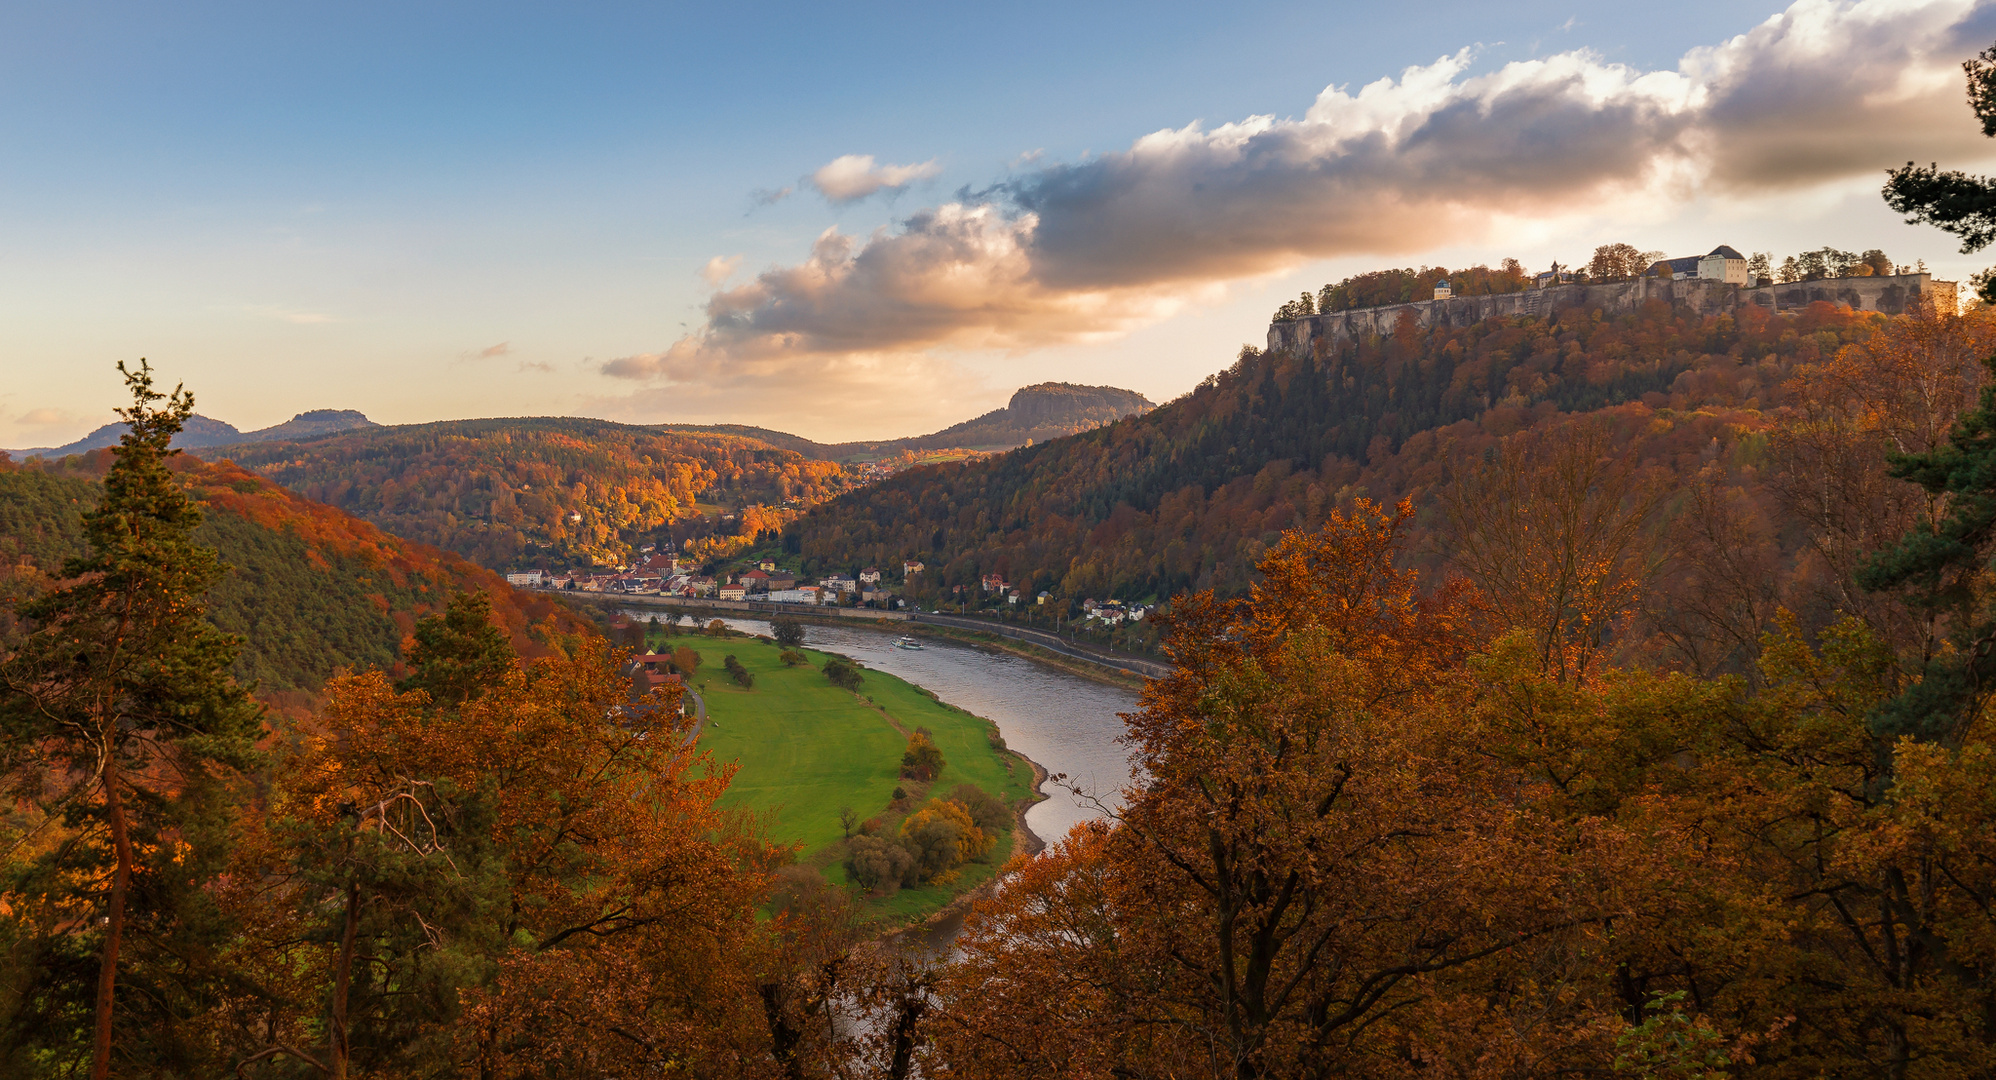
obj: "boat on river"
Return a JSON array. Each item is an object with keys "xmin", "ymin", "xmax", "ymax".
[{"xmin": 893, "ymin": 636, "xmax": 924, "ymax": 650}]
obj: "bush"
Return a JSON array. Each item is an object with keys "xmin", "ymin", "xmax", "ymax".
[
  {"xmin": 900, "ymin": 799, "xmax": 992, "ymax": 881},
  {"xmin": 845, "ymin": 834, "xmax": 916, "ymax": 894},
  {"xmin": 947, "ymin": 783, "xmax": 1011, "ymax": 834},
  {"xmin": 669, "ymin": 646, "xmax": 701, "ymax": 676},
  {"xmin": 824, "ymin": 657, "xmax": 864, "ymax": 691},
  {"xmin": 778, "ymin": 649, "xmax": 808, "ymax": 666},
  {"xmin": 900, "ymin": 729, "xmax": 945, "ymax": 782},
  {"xmin": 723, "ymin": 654, "xmax": 753, "ymax": 688},
  {"xmin": 772, "ymin": 617, "xmax": 805, "ymax": 647},
  {"xmin": 705, "ymin": 619, "xmax": 728, "ymax": 637}
]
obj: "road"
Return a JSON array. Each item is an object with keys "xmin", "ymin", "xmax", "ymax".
[{"xmin": 907, "ymin": 612, "xmax": 1173, "ymax": 679}]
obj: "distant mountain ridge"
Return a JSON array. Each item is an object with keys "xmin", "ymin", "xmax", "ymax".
[
  {"xmin": 662, "ymin": 381, "xmax": 1155, "ymax": 461},
  {"xmin": 9, "ymin": 408, "xmax": 376, "ymax": 459}
]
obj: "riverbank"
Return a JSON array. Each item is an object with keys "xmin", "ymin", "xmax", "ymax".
[
  {"xmin": 559, "ymin": 590, "xmax": 1160, "ymax": 687},
  {"xmin": 902, "ymin": 623, "xmax": 1149, "ymax": 692},
  {"xmin": 674, "ymin": 630, "xmax": 1042, "ymax": 930}
]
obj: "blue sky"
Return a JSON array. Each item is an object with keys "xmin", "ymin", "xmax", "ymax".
[{"xmin": 4, "ymin": 0, "xmax": 1992, "ymax": 446}]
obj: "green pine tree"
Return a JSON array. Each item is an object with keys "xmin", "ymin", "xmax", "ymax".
[
  {"xmin": 397, "ymin": 590, "xmax": 514, "ymax": 707},
  {"xmin": 0, "ymin": 360, "xmax": 263, "ymax": 1078},
  {"xmin": 1884, "ymin": 41, "xmax": 1996, "ymax": 302}
]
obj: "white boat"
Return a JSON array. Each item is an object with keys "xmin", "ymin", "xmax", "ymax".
[{"xmin": 893, "ymin": 636, "xmax": 925, "ymax": 650}]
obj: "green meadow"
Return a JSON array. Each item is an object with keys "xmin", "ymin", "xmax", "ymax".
[{"xmin": 666, "ymin": 631, "xmax": 1038, "ymax": 924}]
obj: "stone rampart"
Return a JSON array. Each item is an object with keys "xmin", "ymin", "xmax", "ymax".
[{"xmin": 1267, "ymin": 273, "xmax": 1952, "ymax": 355}]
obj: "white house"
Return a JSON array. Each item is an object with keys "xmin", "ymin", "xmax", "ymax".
[
  {"xmin": 823, "ymin": 574, "xmax": 858, "ymax": 593},
  {"xmin": 1697, "ymin": 245, "xmax": 1749, "ymax": 284},
  {"xmin": 1432, "ymin": 279, "xmax": 1452, "ymax": 300},
  {"xmin": 903, "ymin": 559, "xmax": 925, "ymax": 576},
  {"xmin": 506, "ymin": 571, "xmax": 544, "ymax": 587},
  {"xmin": 859, "ymin": 567, "xmax": 882, "ymax": 584}
]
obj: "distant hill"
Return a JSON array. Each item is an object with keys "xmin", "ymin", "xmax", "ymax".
[
  {"xmin": 0, "ymin": 450, "xmax": 590, "ymax": 715},
  {"xmin": 10, "ymin": 408, "xmax": 376, "ymax": 459},
  {"xmin": 196, "ymin": 416, "xmax": 852, "ymax": 570},
  {"xmin": 662, "ymin": 381, "xmax": 1155, "ymax": 461}
]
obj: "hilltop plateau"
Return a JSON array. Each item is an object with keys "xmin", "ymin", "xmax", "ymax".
[
  {"xmin": 8, "ymin": 408, "xmax": 376, "ymax": 459},
  {"xmin": 786, "ymin": 290, "xmax": 1993, "ymax": 672}
]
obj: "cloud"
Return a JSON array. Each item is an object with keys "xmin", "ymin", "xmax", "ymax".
[
  {"xmin": 609, "ymin": 0, "xmax": 1996, "ymax": 402},
  {"xmin": 16, "ymin": 407, "xmax": 71, "ymax": 428},
  {"xmin": 808, "ymin": 154, "xmax": 944, "ymax": 203},
  {"xmin": 479, "ymin": 342, "xmax": 511, "ymax": 358},
  {"xmin": 701, "ymin": 255, "xmax": 743, "ymax": 287}
]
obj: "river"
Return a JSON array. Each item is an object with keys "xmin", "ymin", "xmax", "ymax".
[{"xmin": 623, "ymin": 611, "xmax": 1141, "ymax": 845}]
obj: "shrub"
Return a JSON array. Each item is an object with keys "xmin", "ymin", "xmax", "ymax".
[
  {"xmin": 900, "ymin": 729, "xmax": 945, "ymax": 782},
  {"xmin": 900, "ymin": 799, "xmax": 991, "ymax": 881},
  {"xmin": 824, "ymin": 658, "xmax": 864, "ymax": 691},
  {"xmin": 845, "ymin": 834, "xmax": 916, "ymax": 894},
  {"xmin": 705, "ymin": 619, "xmax": 728, "ymax": 637},
  {"xmin": 778, "ymin": 649, "xmax": 808, "ymax": 666},
  {"xmin": 669, "ymin": 646, "xmax": 701, "ymax": 676},
  {"xmin": 947, "ymin": 783, "xmax": 1011, "ymax": 834},
  {"xmin": 723, "ymin": 654, "xmax": 753, "ymax": 688},
  {"xmin": 772, "ymin": 617, "xmax": 805, "ymax": 647}
]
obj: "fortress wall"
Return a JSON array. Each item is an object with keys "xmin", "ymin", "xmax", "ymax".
[{"xmin": 1267, "ymin": 273, "xmax": 1951, "ymax": 355}]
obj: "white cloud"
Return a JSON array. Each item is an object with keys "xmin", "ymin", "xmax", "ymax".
[
  {"xmin": 808, "ymin": 154, "xmax": 944, "ymax": 203},
  {"xmin": 700, "ymin": 254, "xmax": 743, "ymax": 287},
  {"xmin": 607, "ymin": 0, "xmax": 1996, "ymax": 406}
]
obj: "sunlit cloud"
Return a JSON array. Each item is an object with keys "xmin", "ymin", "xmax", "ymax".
[
  {"xmin": 479, "ymin": 342, "xmax": 511, "ymax": 358},
  {"xmin": 808, "ymin": 154, "xmax": 944, "ymax": 203},
  {"xmin": 700, "ymin": 255, "xmax": 743, "ymax": 287}
]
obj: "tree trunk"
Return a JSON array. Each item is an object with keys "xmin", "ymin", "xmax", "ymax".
[
  {"xmin": 331, "ymin": 879, "xmax": 359, "ymax": 1080},
  {"xmin": 90, "ymin": 755, "xmax": 133, "ymax": 1080}
]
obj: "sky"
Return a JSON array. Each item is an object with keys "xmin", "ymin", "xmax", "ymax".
[{"xmin": 5, "ymin": 0, "xmax": 1996, "ymax": 448}]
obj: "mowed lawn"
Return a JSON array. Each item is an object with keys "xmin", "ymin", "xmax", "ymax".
[{"xmin": 680, "ymin": 635, "xmax": 1034, "ymax": 859}]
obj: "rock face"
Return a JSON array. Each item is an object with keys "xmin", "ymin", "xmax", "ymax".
[
  {"xmin": 244, "ymin": 409, "xmax": 378, "ymax": 442},
  {"xmin": 911, "ymin": 382, "xmax": 1156, "ymax": 451},
  {"xmin": 1004, "ymin": 383, "xmax": 1154, "ymax": 426},
  {"xmin": 1268, "ymin": 273, "xmax": 1954, "ymax": 355}
]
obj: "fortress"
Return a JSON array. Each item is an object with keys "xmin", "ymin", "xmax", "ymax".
[{"xmin": 1267, "ymin": 272, "xmax": 1954, "ymax": 355}]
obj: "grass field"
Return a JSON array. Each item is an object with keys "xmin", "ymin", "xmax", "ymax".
[{"xmin": 664, "ymin": 630, "xmax": 1038, "ymax": 924}]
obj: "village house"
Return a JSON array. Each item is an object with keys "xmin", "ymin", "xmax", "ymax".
[
  {"xmin": 718, "ymin": 582, "xmax": 749, "ymax": 601},
  {"xmin": 859, "ymin": 567, "xmax": 881, "ymax": 584},
  {"xmin": 688, "ymin": 575, "xmax": 717, "ymax": 596},
  {"xmin": 903, "ymin": 559, "xmax": 925, "ymax": 576},
  {"xmin": 1037, "ymin": 590, "xmax": 1052, "ymax": 605},
  {"xmin": 768, "ymin": 588, "xmax": 810, "ymax": 604},
  {"xmin": 767, "ymin": 572, "xmax": 798, "ymax": 591},
  {"xmin": 505, "ymin": 571, "xmax": 545, "ymax": 587},
  {"xmin": 1006, "ymin": 588, "xmax": 1020, "ymax": 605},
  {"xmin": 740, "ymin": 569, "xmax": 771, "ymax": 592},
  {"xmin": 981, "ymin": 573, "xmax": 1007, "ymax": 593},
  {"xmin": 823, "ymin": 574, "xmax": 857, "ymax": 593}
]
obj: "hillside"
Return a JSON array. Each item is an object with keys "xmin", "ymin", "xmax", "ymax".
[
  {"xmin": 198, "ymin": 416, "xmax": 853, "ymax": 569},
  {"xmin": 788, "ymin": 295, "xmax": 1990, "ymax": 666},
  {"xmin": 0, "ymin": 450, "xmax": 588, "ymax": 711},
  {"xmin": 11, "ymin": 408, "xmax": 376, "ymax": 459},
  {"xmin": 663, "ymin": 381, "xmax": 1154, "ymax": 461}
]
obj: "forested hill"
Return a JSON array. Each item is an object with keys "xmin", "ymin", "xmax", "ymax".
[
  {"xmin": 789, "ymin": 297, "xmax": 1973, "ymax": 609},
  {"xmin": 0, "ymin": 451, "xmax": 586, "ymax": 713},
  {"xmin": 197, "ymin": 416, "xmax": 852, "ymax": 569}
]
